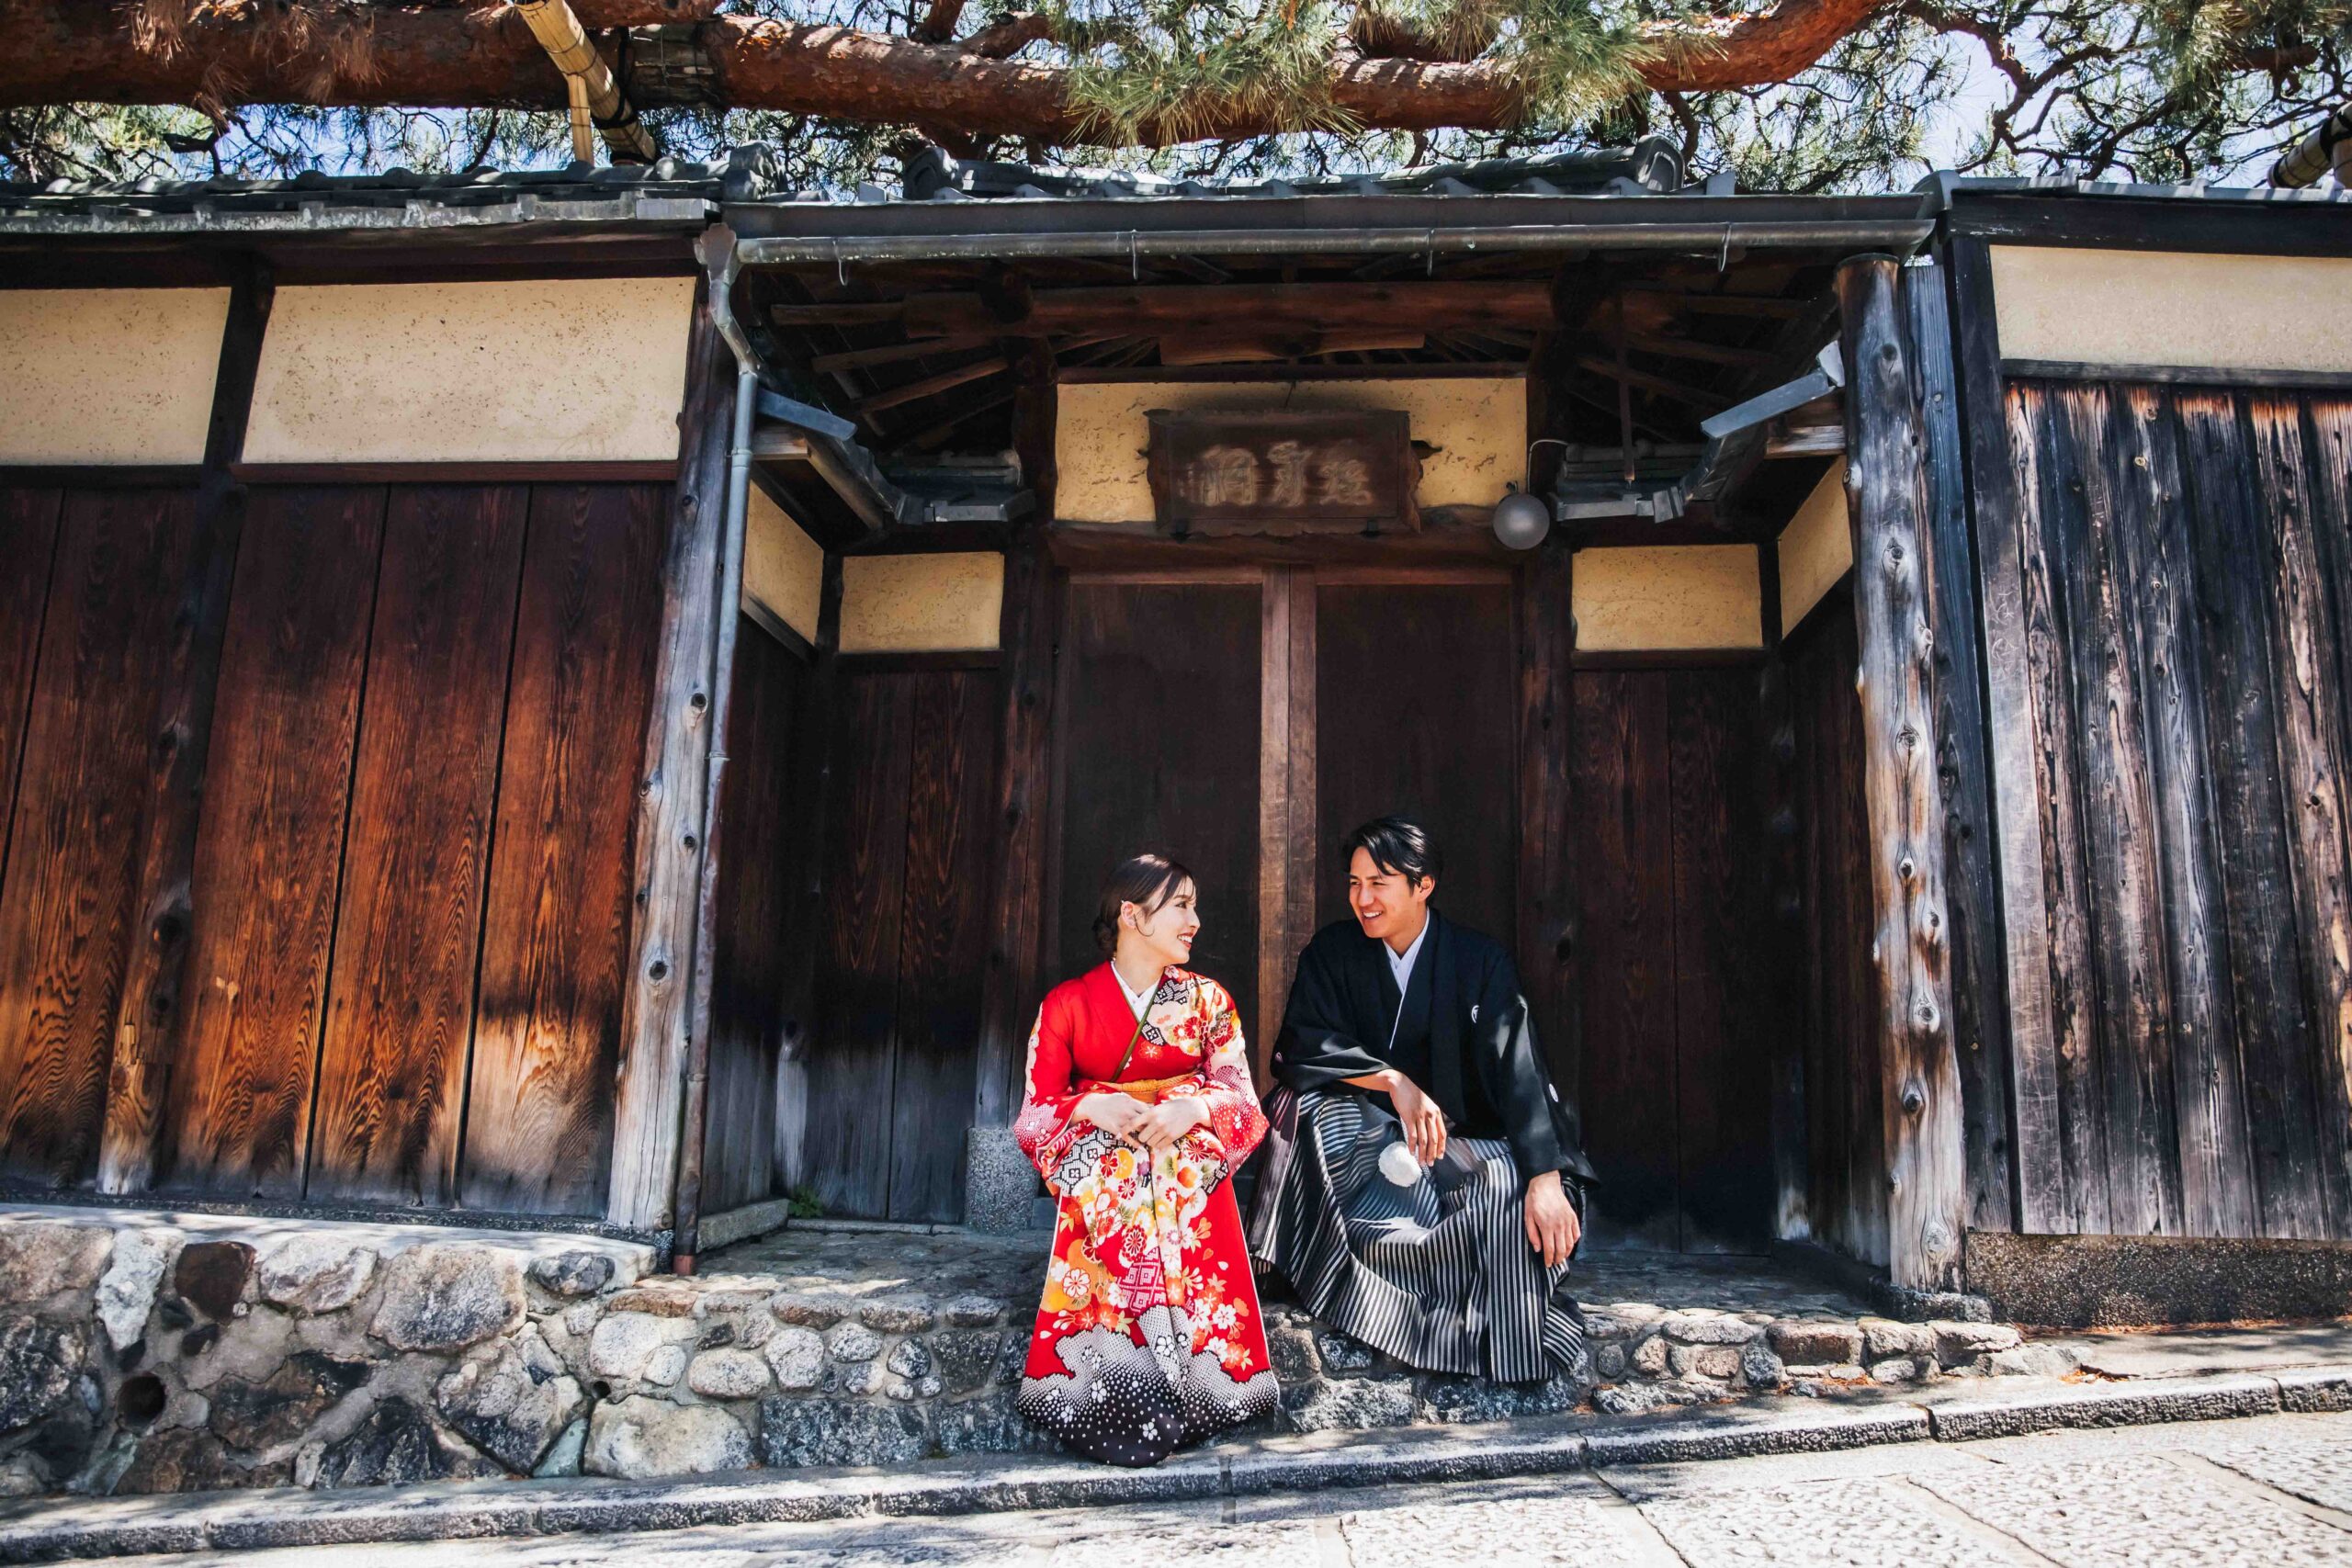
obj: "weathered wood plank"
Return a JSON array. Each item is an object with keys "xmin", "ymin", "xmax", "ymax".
[
  {"xmin": 1517, "ymin": 546, "xmax": 1581, "ymax": 1145},
  {"xmin": 702, "ymin": 619, "xmax": 808, "ymax": 1214},
  {"xmin": 1758, "ymin": 581, "xmax": 1812, "ymax": 1245},
  {"xmin": 1906, "ymin": 262, "xmax": 2018, "ymax": 1235},
  {"xmin": 2045, "ymin": 380, "xmax": 2180, "ymax": 1237},
  {"xmin": 0, "ymin": 488, "xmax": 203, "ymax": 1187},
  {"xmin": 2114, "ymin": 387, "xmax": 2257, "ymax": 1237},
  {"xmin": 0, "ymin": 489, "xmax": 62, "ymax": 910},
  {"xmin": 1280, "ymin": 570, "xmax": 1317, "ymax": 1085},
  {"xmin": 804, "ymin": 672, "xmax": 917, "ymax": 1219},
  {"xmin": 1667, "ymin": 667, "xmax": 1776, "ymax": 1253},
  {"xmin": 2006, "ymin": 383, "xmax": 2110, "ymax": 1234},
  {"xmin": 1838, "ymin": 256, "xmax": 1965, "ymax": 1292},
  {"xmin": 1945, "ymin": 239, "xmax": 2065, "ymax": 1234},
  {"xmin": 970, "ymin": 536, "xmax": 1055, "ymax": 1131},
  {"xmin": 2302, "ymin": 395, "xmax": 2352, "ymax": 1234},
  {"xmin": 773, "ymin": 558, "xmax": 843, "ymax": 1197},
  {"xmin": 608, "ymin": 298, "xmax": 735, "ymax": 1232},
  {"xmin": 96, "ymin": 265, "xmax": 273, "ymax": 1198},
  {"xmin": 2245, "ymin": 395, "xmax": 2352, "ymax": 1234},
  {"xmin": 1572, "ymin": 671, "xmax": 1681, "ymax": 1250},
  {"xmin": 2175, "ymin": 392, "xmax": 2335, "ymax": 1240},
  {"xmin": 1256, "ymin": 566, "xmax": 1295, "ymax": 1075},
  {"xmin": 464, "ymin": 483, "xmax": 667, "ymax": 1216},
  {"xmin": 162, "ymin": 485, "xmax": 385, "ymax": 1198},
  {"xmin": 307, "ymin": 485, "xmax": 528, "ymax": 1206},
  {"xmin": 887, "ymin": 669, "xmax": 1001, "ymax": 1223}
]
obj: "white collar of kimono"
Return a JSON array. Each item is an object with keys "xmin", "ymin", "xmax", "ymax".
[
  {"xmin": 1113, "ymin": 963, "xmax": 1162, "ymax": 1020},
  {"xmin": 1386, "ymin": 917, "xmax": 1430, "ymax": 996}
]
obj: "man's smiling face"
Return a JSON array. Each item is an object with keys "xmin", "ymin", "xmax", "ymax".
[{"xmin": 1348, "ymin": 846, "xmax": 1434, "ymax": 950}]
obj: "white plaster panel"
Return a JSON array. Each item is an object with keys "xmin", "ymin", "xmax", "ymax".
[
  {"xmin": 243, "ymin": 276, "xmax": 696, "ymax": 464},
  {"xmin": 1573, "ymin": 544, "xmax": 1763, "ymax": 651},
  {"xmin": 744, "ymin": 487, "xmax": 824, "ymax": 643},
  {"xmin": 1777, "ymin": 458, "xmax": 1852, "ymax": 633},
  {"xmin": 1054, "ymin": 377, "xmax": 1526, "ymax": 523},
  {"xmin": 838, "ymin": 553, "xmax": 1004, "ymax": 653},
  {"xmin": 0, "ymin": 288, "xmax": 230, "ymax": 465},
  {"xmin": 1991, "ymin": 245, "xmax": 2352, "ymax": 373}
]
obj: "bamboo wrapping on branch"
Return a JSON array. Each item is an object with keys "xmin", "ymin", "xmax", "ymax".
[{"xmin": 514, "ymin": 0, "xmax": 658, "ymax": 163}]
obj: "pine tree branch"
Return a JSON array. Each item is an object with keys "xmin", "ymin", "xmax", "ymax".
[{"xmin": 17, "ymin": 0, "xmax": 1895, "ymax": 142}]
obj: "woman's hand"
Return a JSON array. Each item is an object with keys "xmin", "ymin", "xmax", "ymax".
[
  {"xmin": 1079, "ymin": 1092, "xmax": 1147, "ymax": 1140},
  {"xmin": 1386, "ymin": 1072, "xmax": 1448, "ymax": 1165},
  {"xmin": 1132, "ymin": 1098, "xmax": 1209, "ymax": 1151},
  {"xmin": 1524, "ymin": 1169, "xmax": 1581, "ymax": 1269}
]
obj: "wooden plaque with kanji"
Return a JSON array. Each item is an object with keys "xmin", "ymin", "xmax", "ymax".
[{"xmin": 1145, "ymin": 409, "xmax": 1417, "ymax": 536}]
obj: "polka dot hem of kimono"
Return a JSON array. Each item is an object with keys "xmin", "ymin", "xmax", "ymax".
[{"xmin": 1011, "ymin": 964, "xmax": 1278, "ymax": 1466}]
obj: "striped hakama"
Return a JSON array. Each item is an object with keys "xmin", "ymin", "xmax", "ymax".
[{"xmin": 1250, "ymin": 1085, "xmax": 1586, "ymax": 1385}]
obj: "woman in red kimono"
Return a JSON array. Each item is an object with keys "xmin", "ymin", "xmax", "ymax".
[{"xmin": 1012, "ymin": 853, "xmax": 1277, "ymax": 1465}]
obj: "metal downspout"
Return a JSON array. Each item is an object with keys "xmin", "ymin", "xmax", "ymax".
[{"xmin": 673, "ymin": 224, "xmax": 757, "ymax": 1274}]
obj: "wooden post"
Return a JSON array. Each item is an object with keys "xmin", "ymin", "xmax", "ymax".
[
  {"xmin": 607, "ymin": 286, "xmax": 737, "ymax": 1233},
  {"xmin": 1837, "ymin": 254, "xmax": 1967, "ymax": 1293},
  {"xmin": 1756, "ymin": 540, "xmax": 1813, "ymax": 1241},
  {"xmin": 96, "ymin": 259, "xmax": 272, "ymax": 1196},
  {"xmin": 1515, "ymin": 543, "xmax": 1578, "ymax": 1122}
]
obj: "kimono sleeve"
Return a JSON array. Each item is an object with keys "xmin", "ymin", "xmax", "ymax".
[
  {"xmin": 1170, "ymin": 978, "xmax": 1266, "ymax": 1166},
  {"xmin": 1010, "ymin": 990, "xmax": 1088, "ymax": 1179},
  {"xmin": 1469, "ymin": 947, "xmax": 1598, "ymax": 1188},
  {"xmin": 1272, "ymin": 933, "xmax": 1391, "ymax": 1092}
]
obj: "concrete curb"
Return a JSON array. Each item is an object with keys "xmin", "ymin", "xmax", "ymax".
[{"xmin": 1, "ymin": 1366, "xmax": 2346, "ymax": 1562}]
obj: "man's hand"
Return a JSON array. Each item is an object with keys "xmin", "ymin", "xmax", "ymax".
[
  {"xmin": 1079, "ymin": 1092, "xmax": 1147, "ymax": 1139},
  {"xmin": 1386, "ymin": 1072, "xmax": 1448, "ymax": 1165},
  {"xmin": 1524, "ymin": 1169, "xmax": 1580, "ymax": 1269},
  {"xmin": 1133, "ymin": 1098, "xmax": 1208, "ymax": 1151}
]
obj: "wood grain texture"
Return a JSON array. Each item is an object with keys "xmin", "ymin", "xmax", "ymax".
[
  {"xmin": 161, "ymin": 485, "xmax": 385, "ymax": 1199},
  {"xmin": 464, "ymin": 483, "xmax": 666, "ymax": 1216},
  {"xmin": 1256, "ymin": 566, "xmax": 1296, "ymax": 1079},
  {"xmin": 803, "ymin": 672, "xmax": 917, "ymax": 1218},
  {"xmin": 1572, "ymin": 671, "xmax": 1681, "ymax": 1250},
  {"xmin": 2174, "ymin": 392, "xmax": 2333, "ymax": 1239},
  {"xmin": 306, "ymin": 485, "xmax": 527, "ymax": 1206},
  {"xmin": 1517, "ymin": 547, "xmax": 1580, "ymax": 1130},
  {"xmin": 1906, "ymin": 262, "xmax": 2018, "ymax": 1235},
  {"xmin": 2303, "ymin": 397, "xmax": 2352, "ymax": 1234},
  {"xmin": 1667, "ymin": 667, "xmax": 1777, "ymax": 1252},
  {"xmin": 971, "ymin": 536, "xmax": 1057, "ymax": 1130},
  {"xmin": 1946, "ymin": 239, "xmax": 2064, "ymax": 1235},
  {"xmin": 607, "ymin": 300, "xmax": 734, "ymax": 1231},
  {"xmin": 1055, "ymin": 581, "xmax": 1262, "ymax": 1033},
  {"xmin": 0, "ymin": 488, "xmax": 62, "ymax": 918},
  {"xmin": 1314, "ymin": 582, "xmax": 1518, "ymax": 943},
  {"xmin": 886, "ymin": 669, "xmax": 1001, "ymax": 1222},
  {"xmin": 1788, "ymin": 604, "xmax": 1888, "ymax": 1265},
  {"xmin": 0, "ymin": 487, "xmax": 200, "ymax": 1187},
  {"xmin": 701, "ymin": 619, "xmax": 808, "ymax": 1214},
  {"xmin": 1838, "ymin": 256, "xmax": 1966, "ymax": 1292}
]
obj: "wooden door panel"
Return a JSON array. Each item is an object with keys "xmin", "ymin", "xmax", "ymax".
[
  {"xmin": 1055, "ymin": 581, "xmax": 1262, "ymax": 1033},
  {"xmin": 1312, "ymin": 582, "xmax": 1518, "ymax": 942}
]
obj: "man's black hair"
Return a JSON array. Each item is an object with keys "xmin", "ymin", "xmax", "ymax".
[{"xmin": 1344, "ymin": 816, "xmax": 1441, "ymax": 889}]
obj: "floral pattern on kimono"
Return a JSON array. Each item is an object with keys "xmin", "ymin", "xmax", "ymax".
[{"xmin": 1012, "ymin": 964, "xmax": 1278, "ymax": 1466}]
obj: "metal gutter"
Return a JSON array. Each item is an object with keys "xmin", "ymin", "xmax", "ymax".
[{"xmin": 733, "ymin": 217, "xmax": 1936, "ymax": 268}]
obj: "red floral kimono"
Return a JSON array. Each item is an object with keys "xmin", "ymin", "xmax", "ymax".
[{"xmin": 1012, "ymin": 964, "xmax": 1277, "ymax": 1465}]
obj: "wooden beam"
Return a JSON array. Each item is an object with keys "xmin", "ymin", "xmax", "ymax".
[
  {"xmin": 96, "ymin": 258, "xmax": 272, "ymax": 1197},
  {"xmin": 855, "ymin": 355, "xmax": 1011, "ymax": 418},
  {"xmin": 1945, "ymin": 237, "xmax": 2063, "ymax": 1234},
  {"xmin": 808, "ymin": 334, "xmax": 992, "ymax": 374},
  {"xmin": 769, "ymin": 301, "xmax": 907, "ymax": 328},
  {"xmin": 608, "ymin": 285, "xmax": 737, "ymax": 1232},
  {"xmin": 1159, "ymin": 328, "xmax": 1427, "ymax": 367},
  {"xmin": 1575, "ymin": 354, "xmax": 1727, "ymax": 412},
  {"xmin": 1837, "ymin": 254, "xmax": 1966, "ymax": 1293},
  {"xmin": 1623, "ymin": 332, "xmax": 1775, "ymax": 370},
  {"xmin": 1623, "ymin": 288, "xmax": 1811, "ymax": 319},
  {"xmin": 1516, "ymin": 544, "xmax": 1579, "ymax": 1147},
  {"xmin": 906, "ymin": 280, "xmax": 1555, "ymax": 341}
]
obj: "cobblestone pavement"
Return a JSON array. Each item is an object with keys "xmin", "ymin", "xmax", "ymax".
[{"xmin": 93, "ymin": 1410, "xmax": 2352, "ymax": 1566}]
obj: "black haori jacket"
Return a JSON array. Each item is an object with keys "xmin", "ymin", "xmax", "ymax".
[{"xmin": 1263, "ymin": 911, "xmax": 1598, "ymax": 1190}]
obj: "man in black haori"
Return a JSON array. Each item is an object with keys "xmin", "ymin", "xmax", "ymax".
[{"xmin": 1247, "ymin": 816, "xmax": 1596, "ymax": 1385}]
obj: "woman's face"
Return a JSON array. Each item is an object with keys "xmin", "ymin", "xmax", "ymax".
[{"xmin": 1124, "ymin": 877, "xmax": 1200, "ymax": 969}]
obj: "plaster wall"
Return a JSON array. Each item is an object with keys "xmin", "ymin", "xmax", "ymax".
[
  {"xmin": 1054, "ymin": 377, "xmax": 1526, "ymax": 523},
  {"xmin": 1991, "ymin": 246, "xmax": 2352, "ymax": 373},
  {"xmin": 744, "ymin": 488, "xmax": 824, "ymax": 643},
  {"xmin": 0, "ymin": 288, "xmax": 230, "ymax": 465},
  {"xmin": 1777, "ymin": 458, "xmax": 1852, "ymax": 633},
  {"xmin": 1573, "ymin": 544, "xmax": 1763, "ymax": 651},
  {"xmin": 838, "ymin": 553, "xmax": 1003, "ymax": 653},
  {"xmin": 243, "ymin": 277, "xmax": 696, "ymax": 465}
]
